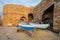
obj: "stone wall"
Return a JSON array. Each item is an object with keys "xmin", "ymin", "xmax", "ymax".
[
  {"xmin": 33, "ymin": 0, "xmax": 54, "ymax": 21},
  {"xmin": 33, "ymin": 0, "xmax": 60, "ymax": 30},
  {"xmin": 3, "ymin": 4, "xmax": 33, "ymax": 27},
  {"xmin": 0, "ymin": 16, "xmax": 2, "ymax": 26},
  {"xmin": 32, "ymin": 2, "xmax": 42, "ymax": 21},
  {"xmin": 54, "ymin": 2, "xmax": 60, "ymax": 30}
]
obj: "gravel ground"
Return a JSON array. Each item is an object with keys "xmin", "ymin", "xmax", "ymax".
[{"xmin": 0, "ymin": 27, "xmax": 59, "ymax": 40}]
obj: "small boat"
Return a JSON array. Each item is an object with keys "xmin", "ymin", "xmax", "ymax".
[
  {"xmin": 18, "ymin": 22, "xmax": 35, "ymax": 31},
  {"xmin": 29, "ymin": 23, "xmax": 49, "ymax": 29},
  {"xmin": 18, "ymin": 22, "xmax": 49, "ymax": 31}
]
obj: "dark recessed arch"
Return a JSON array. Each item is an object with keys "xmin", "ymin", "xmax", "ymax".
[{"xmin": 28, "ymin": 13, "xmax": 33, "ymax": 20}]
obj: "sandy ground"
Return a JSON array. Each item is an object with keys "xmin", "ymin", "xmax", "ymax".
[{"xmin": 0, "ymin": 27, "xmax": 59, "ymax": 40}]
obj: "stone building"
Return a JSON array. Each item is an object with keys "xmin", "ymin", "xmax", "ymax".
[
  {"xmin": 33, "ymin": 0, "xmax": 60, "ymax": 30},
  {"xmin": 0, "ymin": 16, "xmax": 2, "ymax": 26},
  {"xmin": 3, "ymin": 0, "xmax": 60, "ymax": 30},
  {"xmin": 3, "ymin": 4, "xmax": 33, "ymax": 27}
]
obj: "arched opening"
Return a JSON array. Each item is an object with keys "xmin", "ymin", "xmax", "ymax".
[
  {"xmin": 21, "ymin": 16, "xmax": 26, "ymax": 19},
  {"xmin": 28, "ymin": 13, "xmax": 33, "ymax": 22},
  {"xmin": 20, "ymin": 16, "xmax": 26, "ymax": 22},
  {"xmin": 42, "ymin": 4, "xmax": 54, "ymax": 30}
]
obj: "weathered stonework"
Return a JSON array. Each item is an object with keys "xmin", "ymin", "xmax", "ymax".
[
  {"xmin": 54, "ymin": 2, "xmax": 60, "ymax": 30},
  {"xmin": 3, "ymin": 4, "xmax": 33, "ymax": 27},
  {"xmin": 3, "ymin": 0, "xmax": 60, "ymax": 30},
  {"xmin": 33, "ymin": 0, "xmax": 60, "ymax": 30}
]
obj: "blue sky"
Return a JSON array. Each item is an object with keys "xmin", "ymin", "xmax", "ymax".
[{"xmin": 0, "ymin": 0, "xmax": 41, "ymax": 16}]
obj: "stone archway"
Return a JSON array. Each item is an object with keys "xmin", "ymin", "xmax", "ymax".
[
  {"xmin": 28, "ymin": 13, "xmax": 33, "ymax": 22},
  {"xmin": 42, "ymin": 4, "xmax": 54, "ymax": 30},
  {"xmin": 20, "ymin": 16, "xmax": 26, "ymax": 22}
]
